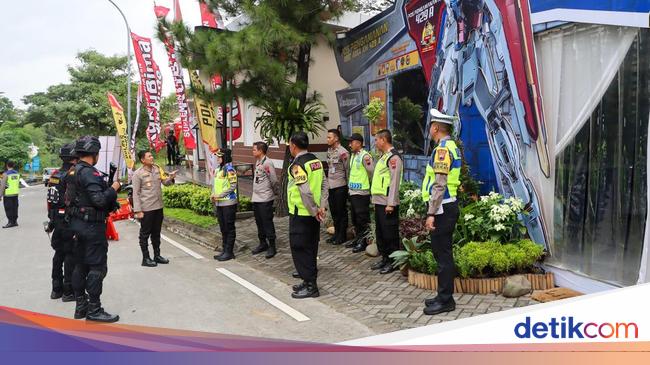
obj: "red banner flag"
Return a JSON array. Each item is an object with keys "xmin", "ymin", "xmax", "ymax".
[
  {"xmin": 155, "ymin": 6, "xmax": 196, "ymax": 150},
  {"xmin": 199, "ymin": 0, "xmax": 223, "ymax": 28},
  {"xmin": 173, "ymin": 0, "xmax": 183, "ymax": 22},
  {"xmin": 211, "ymin": 75, "xmax": 242, "ymax": 142},
  {"xmin": 130, "ymin": 32, "xmax": 165, "ymax": 152},
  {"xmin": 405, "ymin": 0, "xmax": 446, "ymax": 83}
]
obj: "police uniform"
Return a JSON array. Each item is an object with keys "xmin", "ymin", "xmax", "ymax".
[
  {"xmin": 288, "ymin": 151, "xmax": 329, "ymax": 299},
  {"xmin": 251, "ymin": 156, "xmax": 278, "ymax": 258},
  {"xmin": 370, "ymin": 148, "xmax": 403, "ymax": 274},
  {"xmin": 212, "ymin": 154, "xmax": 238, "ymax": 262},
  {"xmin": 45, "ymin": 143, "xmax": 76, "ymax": 301},
  {"xmin": 67, "ymin": 136, "xmax": 119, "ymax": 322},
  {"xmin": 348, "ymin": 141, "xmax": 374, "ymax": 253},
  {"xmin": 0, "ymin": 168, "xmax": 20, "ymax": 228},
  {"xmin": 326, "ymin": 144, "xmax": 350, "ymax": 245},
  {"xmin": 422, "ymin": 110, "xmax": 461, "ymax": 315}
]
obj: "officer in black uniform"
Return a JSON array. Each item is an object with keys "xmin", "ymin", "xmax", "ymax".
[
  {"xmin": 45, "ymin": 143, "xmax": 78, "ymax": 302},
  {"xmin": 67, "ymin": 136, "xmax": 121, "ymax": 323}
]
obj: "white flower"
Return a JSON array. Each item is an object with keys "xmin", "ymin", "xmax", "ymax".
[
  {"xmin": 464, "ymin": 214, "xmax": 475, "ymax": 221},
  {"xmin": 494, "ymin": 223, "xmax": 506, "ymax": 231},
  {"xmin": 488, "ymin": 191, "xmax": 501, "ymax": 200},
  {"xmin": 406, "ymin": 204, "xmax": 416, "ymax": 217}
]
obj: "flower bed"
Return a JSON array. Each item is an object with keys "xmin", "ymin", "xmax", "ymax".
[{"xmin": 407, "ymin": 270, "xmax": 555, "ymax": 294}]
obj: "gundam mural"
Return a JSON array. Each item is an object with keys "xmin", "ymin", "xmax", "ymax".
[{"xmin": 419, "ymin": 0, "xmax": 550, "ymax": 246}]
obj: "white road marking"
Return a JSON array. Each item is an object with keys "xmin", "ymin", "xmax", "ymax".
[
  {"xmin": 216, "ymin": 268, "xmax": 311, "ymax": 322},
  {"xmin": 161, "ymin": 233, "xmax": 205, "ymax": 260}
]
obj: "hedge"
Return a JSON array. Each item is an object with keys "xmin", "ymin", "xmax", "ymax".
[{"xmin": 162, "ymin": 183, "xmax": 252, "ymax": 216}]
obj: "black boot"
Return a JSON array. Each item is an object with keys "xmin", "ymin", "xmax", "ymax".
[
  {"xmin": 141, "ymin": 247, "xmax": 157, "ymax": 267},
  {"xmin": 216, "ymin": 243, "xmax": 235, "ymax": 261},
  {"xmin": 423, "ymin": 300, "xmax": 456, "ymax": 315},
  {"xmin": 154, "ymin": 255, "xmax": 169, "ymax": 264},
  {"xmin": 326, "ymin": 237, "xmax": 336, "ymax": 244},
  {"xmin": 344, "ymin": 239, "xmax": 357, "ymax": 248},
  {"xmin": 74, "ymin": 295, "xmax": 89, "ymax": 319},
  {"xmin": 50, "ymin": 290, "xmax": 63, "ymax": 300},
  {"xmin": 251, "ymin": 240, "xmax": 268, "ymax": 255},
  {"xmin": 86, "ymin": 302, "xmax": 119, "ymax": 323},
  {"xmin": 352, "ymin": 240, "xmax": 368, "ymax": 253},
  {"xmin": 292, "ymin": 271, "xmax": 301, "ymax": 279},
  {"xmin": 265, "ymin": 239, "xmax": 276, "ymax": 259},
  {"xmin": 371, "ymin": 257, "xmax": 390, "ymax": 270},
  {"xmin": 292, "ymin": 281, "xmax": 307, "ymax": 292},
  {"xmin": 62, "ymin": 286, "xmax": 75, "ymax": 302},
  {"xmin": 292, "ymin": 282, "xmax": 319, "ymax": 299}
]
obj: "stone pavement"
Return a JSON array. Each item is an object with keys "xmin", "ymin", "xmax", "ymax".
[{"xmin": 164, "ymin": 214, "xmax": 539, "ymax": 333}]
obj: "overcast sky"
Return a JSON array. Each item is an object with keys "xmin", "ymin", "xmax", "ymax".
[{"xmin": 0, "ymin": 0, "xmax": 206, "ymax": 108}]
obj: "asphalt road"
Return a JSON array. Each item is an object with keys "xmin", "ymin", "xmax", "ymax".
[{"xmin": 0, "ymin": 185, "xmax": 376, "ymax": 343}]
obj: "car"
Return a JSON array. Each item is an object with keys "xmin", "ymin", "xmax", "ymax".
[{"xmin": 42, "ymin": 167, "xmax": 58, "ymax": 185}]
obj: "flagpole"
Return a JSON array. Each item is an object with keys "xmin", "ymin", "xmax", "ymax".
[{"xmin": 107, "ymin": 0, "xmax": 132, "ymax": 156}]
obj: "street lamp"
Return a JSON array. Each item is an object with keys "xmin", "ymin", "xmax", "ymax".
[{"xmin": 107, "ymin": 0, "xmax": 132, "ymax": 148}]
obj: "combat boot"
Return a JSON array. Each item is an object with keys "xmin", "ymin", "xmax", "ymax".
[
  {"xmin": 265, "ymin": 239, "xmax": 276, "ymax": 259},
  {"xmin": 86, "ymin": 302, "xmax": 119, "ymax": 323},
  {"xmin": 217, "ymin": 243, "xmax": 235, "ymax": 261},
  {"xmin": 50, "ymin": 290, "xmax": 63, "ymax": 300},
  {"xmin": 292, "ymin": 281, "xmax": 307, "ymax": 292},
  {"xmin": 74, "ymin": 294, "xmax": 89, "ymax": 319},
  {"xmin": 153, "ymin": 246, "xmax": 169, "ymax": 264},
  {"xmin": 141, "ymin": 247, "xmax": 157, "ymax": 267},
  {"xmin": 291, "ymin": 282, "xmax": 319, "ymax": 299},
  {"xmin": 62, "ymin": 284, "xmax": 75, "ymax": 302},
  {"xmin": 251, "ymin": 239, "xmax": 268, "ymax": 255}
]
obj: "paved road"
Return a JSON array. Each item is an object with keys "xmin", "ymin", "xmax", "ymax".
[{"xmin": 0, "ymin": 185, "xmax": 376, "ymax": 343}]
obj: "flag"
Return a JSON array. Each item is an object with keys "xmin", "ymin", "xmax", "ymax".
[
  {"xmin": 199, "ymin": 0, "xmax": 223, "ymax": 28},
  {"xmin": 107, "ymin": 92, "xmax": 135, "ymax": 169},
  {"xmin": 155, "ymin": 5, "xmax": 196, "ymax": 150},
  {"xmin": 130, "ymin": 84, "xmax": 143, "ymax": 159},
  {"xmin": 189, "ymin": 70, "xmax": 219, "ymax": 153},
  {"xmin": 130, "ymin": 32, "xmax": 166, "ymax": 152},
  {"xmin": 211, "ymin": 75, "xmax": 243, "ymax": 142},
  {"xmin": 173, "ymin": 0, "xmax": 183, "ymax": 22}
]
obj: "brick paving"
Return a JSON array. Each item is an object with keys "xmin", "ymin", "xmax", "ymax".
[{"xmin": 164, "ymin": 214, "xmax": 539, "ymax": 333}]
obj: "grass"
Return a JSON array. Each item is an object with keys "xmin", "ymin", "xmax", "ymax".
[{"xmin": 164, "ymin": 208, "xmax": 217, "ymax": 228}]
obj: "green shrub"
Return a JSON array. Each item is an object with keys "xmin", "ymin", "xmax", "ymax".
[
  {"xmin": 453, "ymin": 239, "xmax": 545, "ymax": 278},
  {"xmin": 238, "ymin": 195, "xmax": 252, "ymax": 212},
  {"xmin": 409, "ymin": 250, "xmax": 437, "ymax": 275},
  {"xmin": 189, "ymin": 188, "xmax": 213, "ymax": 216}
]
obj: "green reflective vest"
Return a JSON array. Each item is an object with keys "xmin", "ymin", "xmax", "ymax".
[
  {"xmin": 287, "ymin": 154, "xmax": 324, "ymax": 216},
  {"xmin": 371, "ymin": 149, "xmax": 401, "ymax": 197},
  {"xmin": 421, "ymin": 138, "xmax": 461, "ymax": 202},
  {"xmin": 348, "ymin": 149, "xmax": 371, "ymax": 191},
  {"xmin": 212, "ymin": 164, "xmax": 237, "ymax": 201},
  {"xmin": 4, "ymin": 171, "xmax": 20, "ymax": 196}
]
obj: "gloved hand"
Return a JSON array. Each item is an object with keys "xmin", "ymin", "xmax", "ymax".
[{"xmin": 44, "ymin": 221, "xmax": 55, "ymax": 233}]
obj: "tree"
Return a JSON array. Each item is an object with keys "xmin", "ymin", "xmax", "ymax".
[
  {"xmin": 0, "ymin": 95, "xmax": 17, "ymax": 126},
  {"xmin": 357, "ymin": 0, "xmax": 394, "ymax": 13},
  {"xmin": 166, "ymin": 0, "xmax": 358, "ymax": 215},
  {"xmin": 22, "ymin": 50, "xmax": 144, "ymax": 138},
  {"xmin": 0, "ymin": 122, "xmax": 31, "ymax": 167}
]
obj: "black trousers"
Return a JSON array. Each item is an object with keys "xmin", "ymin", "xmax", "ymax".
[
  {"xmin": 167, "ymin": 146, "xmax": 176, "ymax": 165},
  {"xmin": 374, "ymin": 204, "xmax": 400, "ymax": 260},
  {"xmin": 289, "ymin": 214, "xmax": 320, "ymax": 282},
  {"xmin": 216, "ymin": 205, "xmax": 237, "ymax": 253},
  {"xmin": 70, "ymin": 218, "xmax": 108, "ymax": 303},
  {"xmin": 139, "ymin": 209, "xmax": 164, "ymax": 256},
  {"xmin": 430, "ymin": 201, "xmax": 460, "ymax": 304},
  {"xmin": 328, "ymin": 186, "xmax": 349, "ymax": 243},
  {"xmin": 3, "ymin": 196, "xmax": 18, "ymax": 224},
  {"xmin": 253, "ymin": 201, "xmax": 276, "ymax": 243},
  {"xmin": 349, "ymin": 195, "xmax": 371, "ymax": 243},
  {"xmin": 51, "ymin": 219, "xmax": 75, "ymax": 294}
]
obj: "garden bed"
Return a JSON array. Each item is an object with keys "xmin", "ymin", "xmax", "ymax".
[{"xmin": 408, "ymin": 269, "xmax": 555, "ymax": 294}]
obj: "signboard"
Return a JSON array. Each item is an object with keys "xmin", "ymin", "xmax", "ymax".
[
  {"xmin": 530, "ymin": 0, "xmax": 650, "ymax": 28},
  {"xmin": 336, "ymin": 88, "xmax": 364, "ymax": 116},
  {"xmin": 377, "ymin": 50, "xmax": 420, "ymax": 77},
  {"xmin": 404, "ymin": 0, "xmax": 446, "ymax": 82}
]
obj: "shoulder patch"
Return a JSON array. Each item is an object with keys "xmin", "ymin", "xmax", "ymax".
[
  {"xmin": 309, "ymin": 161, "xmax": 322, "ymax": 171},
  {"xmin": 389, "ymin": 157, "xmax": 398, "ymax": 169},
  {"xmin": 291, "ymin": 165, "xmax": 308, "ymax": 185},
  {"xmin": 433, "ymin": 147, "xmax": 451, "ymax": 174}
]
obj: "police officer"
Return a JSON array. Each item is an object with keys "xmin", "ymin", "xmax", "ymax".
[
  {"xmin": 67, "ymin": 136, "xmax": 120, "ymax": 322},
  {"xmin": 211, "ymin": 149, "xmax": 238, "ymax": 262},
  {"xmin": 422, "ymin": 109, "xmax": 461, "ymax": 315},
  {"xmin": 45, "ymin": 143, "xmax": 78, "ymax": 302},
  {"xmin": 326, "ymin": 128, "xmax": 350, "ymax": 245},
  {"xmin": 287, "ymin": 132, "xmax": 329, "ymax": 299},
  {"xmin": 0, "ymin": 161, "xmax": 20, "ymax": 228},
  {"xmin": 347, "ymin": 133, "xmax": 374, "ymax": 253},
  {"xmin": 370, "ymin": 129, "xmax": 402, "ymax": 274},
  {"xmin": 251, "ymin": 141, "xmax": 279, "ymax": 259}
]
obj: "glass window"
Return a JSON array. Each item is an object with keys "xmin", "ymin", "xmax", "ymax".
[{"xmin": 552, "ymin": 29, "xmax": 649, "ymax": 286}]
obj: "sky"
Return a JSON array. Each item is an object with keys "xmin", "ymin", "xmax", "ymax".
[{"xmin": 0, "ymin": 0, "xmax": 207, "ymax": 108}]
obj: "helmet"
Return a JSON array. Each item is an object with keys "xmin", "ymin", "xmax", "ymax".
[
  {"xmin": 74, "ymin": 136, "xmax": 101, "ymax": 154},
  {"xmin": 59, "ymin": 143, "xmax": 76, "ymax": 159}
]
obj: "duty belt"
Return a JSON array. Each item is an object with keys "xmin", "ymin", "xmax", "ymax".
[{"xmin": 68, "ymin": 206, "xmax": 107, "ymax": 222}]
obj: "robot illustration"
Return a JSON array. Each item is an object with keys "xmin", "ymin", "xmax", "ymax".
[{"xmin": 426, "ymin": 0, "xmax": 551, "ymax": 246}]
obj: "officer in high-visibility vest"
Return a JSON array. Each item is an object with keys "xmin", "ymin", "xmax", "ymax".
[
  {"xmin": 287, "ymin": 131, "xmax": 329, "ymax": 299},
  {"xmin": 370, "ymin": 129, "xmax": 403, "ymax": 274},
  {"xmin": 211, "ymin": 149, "xmax": 238, "ymax": 262},
  {"xmin": 422, "ymin": 109, "xmax": 462, "ymax": 316},
  {"xmin": 45, "ymin": 143, "xmax": 78, "ymax": 302},
  {"xmin": 347, "ymin": 133, "xmax": 374, "ymax": 253},
  {"xmin": 0, "ymin": 161, "xmax": 20, "ymax": 228}
]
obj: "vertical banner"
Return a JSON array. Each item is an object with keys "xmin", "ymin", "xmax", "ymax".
[
  {"xmin": 405, "ymin": 0, "xmax": 446, "ymax": 83},
  {"xmin": 198, "ymin": 0, "xmax": 223, "ymax": 28},
  {"xmin": 130, "ymin": 84, "xmax": 142, "ymax": 160},
  {"xmin": 107, "ymin": 92, "xmax": 135, "ymax": 169},
  {"xmin": 130, "ymin": 32, "xmax": 166, "ymax": 152},
  {"xmin": 211, "ymin": 75, "xmax": 243, "ymax": 141},
  {"xmin": 155, "ymin": 5, "xmax": 196, "ymax": 150},
  {"xmin": 189, "ymin": 70, "xmax": 219, "ymax": 153}
]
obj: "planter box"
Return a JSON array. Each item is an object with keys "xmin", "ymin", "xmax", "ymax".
[{"xmin": 407, "ymin": 269, "xmax": 554, "ymax": 295}]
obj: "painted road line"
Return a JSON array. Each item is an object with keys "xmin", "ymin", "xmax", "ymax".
[
  {"xmin": 216, "ymin": 268, "xmax": 311, "ymax": 322},
  {"xmin": 161, "ymin": 233, "xmax": 204, "ymax": 260}
]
